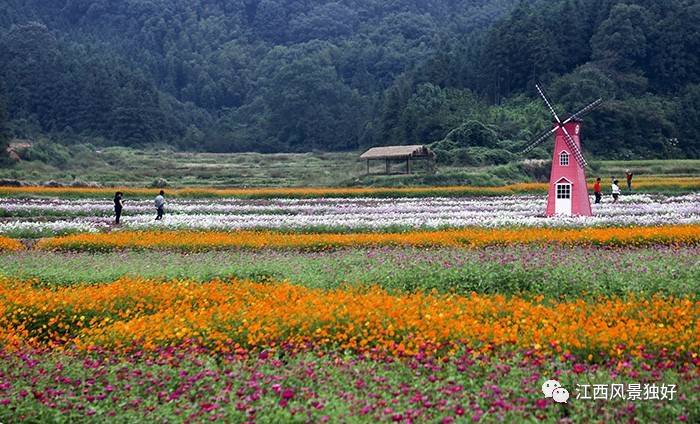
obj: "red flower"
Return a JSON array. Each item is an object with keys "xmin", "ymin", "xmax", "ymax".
[{"xmin": 281, "ymin": 388, "xmax": 295, "ymax": 400}]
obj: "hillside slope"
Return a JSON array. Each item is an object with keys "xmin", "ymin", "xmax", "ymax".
[{"xmin": 0, "ymin": 0, "xmax": 698, "ymax": 158}]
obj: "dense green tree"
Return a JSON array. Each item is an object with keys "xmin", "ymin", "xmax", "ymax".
[
  {"xmin": 0, "ymin": 0, "xmax": 697, "ymax": 158},
  {"xmin": 478, "ymin": 3, "xmax": 565, "ymax": 101},
  {"xmin": 259, "ymin": 42, "xmax": 366, "ymax": 151},
  {"xmin": 647, "ymin": 1, "xmax": 700, "ymax": 92},
  {"xmin": 677, "ymin": 84, "xmax": 700, "ymax": 156},
  {"xmin": 591, "ymin": 3, "xmax": 652, "ymax": 73},
  {"xmin": 0, "ymin": 91, "xmax": 9, "ymax": 163}
]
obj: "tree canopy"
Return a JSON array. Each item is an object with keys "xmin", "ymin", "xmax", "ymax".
[{"xmin": 0, "ymin": 0, "xmax": 698, "ymax": 159}]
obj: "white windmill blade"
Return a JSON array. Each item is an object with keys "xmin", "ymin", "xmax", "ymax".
[
  {"xmin": 560, "ymin": 126, "xmax": 588, "ymax": 167},
  {"xmin": 535, "ymin": 84, "xmax": 561, "ymax": 123},
  {"xmin": 563, "ymin": 98, "xmax": 603, "ymax": 124},
  {"xmin": 521, "ymin": 126, "xmax": 558, "ymax": 153}
]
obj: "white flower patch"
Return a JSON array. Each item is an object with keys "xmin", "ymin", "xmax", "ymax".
[{"xmin": 0, "ymin": 193, "xmax": 699, "ymax": 235}]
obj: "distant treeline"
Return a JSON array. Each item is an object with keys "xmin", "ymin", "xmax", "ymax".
[{"xmin": 0, "ymin": 0, "xmax": 699, "ymax": 159}]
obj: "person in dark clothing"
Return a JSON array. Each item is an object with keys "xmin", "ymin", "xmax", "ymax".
[
  {"xmin": 593, "ymin": 177, "xmax": 602, "ymax": 204},
  {"xmin": 114, "ymin": 192, "xmax": 124, "ymax": 224}
]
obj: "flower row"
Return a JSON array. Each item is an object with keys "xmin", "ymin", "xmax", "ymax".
[
  {"xmin": 2, "ymin": 194, "xmax": 699, "ymax": 235},
  {"xmin": 0, "ymin": 236, "xmax": 22, "ymax": 252},
  {"xmin": 1, "ymin": 176, "xmax": 697, "ymax": 198},
  {"xmin": 1, "ymin": 277, "xmax": 698, "ymax": 357},
  {"xmin": 1, "ymin": 346, "xmax": 695, "ymax": 423},
  {"xmin": 33, "ymin": 225, "xmax": 700, "ymax": 251},
  {"xmin": 0, "ymin": 183, "xmax": 544, "ymax": 199}
]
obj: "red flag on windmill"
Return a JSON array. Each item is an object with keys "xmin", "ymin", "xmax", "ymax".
[{"xmin": 522, "ymin": 84, "xmax": 603, "ymax": 217}]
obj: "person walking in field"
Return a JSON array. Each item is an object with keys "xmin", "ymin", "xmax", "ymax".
[
  {"xmin": 611, "ymin": 179, "xmax": 621, "ymax": 204},
  {"xmin": 593, "ymin": 177, "xmax": 602, "ymax": 204},
  {"xmin": 154, "ymin": 190, "xmax": 166, "ymax": 220},
  {"xmin": 114, "ymin": 191, "xmax": 124, "ymax": 224},
  {"xmin": 625, "ymin": 169, "xmax": 633, "ymax": 191}
]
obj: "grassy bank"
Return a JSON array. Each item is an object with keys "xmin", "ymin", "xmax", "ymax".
[{"xmin": 2, "ymin": 145, "xmax": 699, "ymax": 189}]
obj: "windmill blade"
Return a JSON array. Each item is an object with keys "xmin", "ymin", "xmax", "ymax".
[
  {"xmin": 521, "ymin": 126, "xmax": 558, "ymax": 153},
  {"xmin": 563, "ymin": 98, "xmax": 603, "ymax": 124},
  {"xmin": 535, "ymin": 84, "xmax": 561, "ymax": 123},
  {"xmin": 560, "ymin": 126, "xmax": 588, "ymax": 167}
]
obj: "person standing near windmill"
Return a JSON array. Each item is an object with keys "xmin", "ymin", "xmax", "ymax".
[
  {"xmin": 611, "ymin": 179, "xmax": 621, "ymax": 203},
  {"xmin": 625, "ymin": 169, "xmax": 633, "ymax": 192},
  {"xmin": 593, "ymin": 177, "xmax": 602, "ymax": 204}
]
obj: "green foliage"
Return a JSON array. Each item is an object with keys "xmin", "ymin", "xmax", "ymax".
[
  {"xmin": 0, "ymin": 90, "xmax": 9, "ymax": 164},
  {"xmin": 591, "ymin": 3, "xmax": 652, "ymax": 73},
  {"xmin": 2, "ymin": 247, "xmax": 699, "ymax": 300},
  {"xmin": 0, "ymin": 0, "xmax": 698, "ymax": 158},
  {"xmin": 431, "ymin": 120, "xmax": 514, "ymax": 166},
  {"xmin": 22, "ymin": 139, "xmax": 72, "ymax": 167},
  {"xmin": 678, "ymin": 84, "xmax": 700, "ymax": 156},
  {"xmin": 434, "ymin": 120, "xmax": 499, "ymax": 149}
]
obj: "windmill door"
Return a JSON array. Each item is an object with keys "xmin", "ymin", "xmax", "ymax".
[{"xmin": 555, "ymin": 182, "xmax": 572, "ymax": 215}]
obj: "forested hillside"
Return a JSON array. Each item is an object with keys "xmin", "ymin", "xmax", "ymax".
[{"xmin": 1, "ymin": 0, "xmax": 699, "ymax": 159}]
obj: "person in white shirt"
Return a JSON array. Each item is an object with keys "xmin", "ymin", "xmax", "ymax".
[
  {"xmin": 154, "ymin": 190, "xmax": 166, "ymax": 220},
  {"xmin": 611, "ymin": 179, "xmax": 620, "ymax": 203}
]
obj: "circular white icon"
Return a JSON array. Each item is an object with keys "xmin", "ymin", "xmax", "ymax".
[{"xmin": 575, "ymin": 124, "xmax": 580, "ymax": 135}]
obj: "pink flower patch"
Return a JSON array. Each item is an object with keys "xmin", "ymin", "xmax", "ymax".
[{"xmin": 281, "ymin": 388, "xmax": 295, "ymax": 400}]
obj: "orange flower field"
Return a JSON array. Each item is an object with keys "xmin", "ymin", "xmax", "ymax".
[
  {"xmin": 1, "ymin": 176, "xmax": 698, "ymax": 198},
  {"xmin": 0, "ymin": 183, "xmax": 547, "ymax": 198},
  {"xmin": 0, "ymin": 236, "xmax": 23, "ymax": 252},
  {"xmin": 35, "ymin": 224, "xmax": 700, "ymax": 251},
  {"xmin": 1, "ymin": 277, "xmax": 698, "ymax": 357}
]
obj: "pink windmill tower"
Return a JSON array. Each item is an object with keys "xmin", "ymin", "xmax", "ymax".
[{"xmin": 522, "ymin": 84, "xmax": 603, "ymax": 216}]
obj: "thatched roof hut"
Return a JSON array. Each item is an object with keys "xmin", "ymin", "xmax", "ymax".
[
  {"xmin": 360, "ymin": 145, "xmax": 433, "ymax": 160},
  {"xmin": 360, "ymin": 145, "xmax": 435, "ymax": 174}
]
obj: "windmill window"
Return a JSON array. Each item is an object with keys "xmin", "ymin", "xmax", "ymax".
[
  {"xmin": 556, "ymin": 183, "xmax": 571, "ymax": 199},
  {"xmin": 559, "ymin": 151, "xmax": 570, "ymax": 166}
]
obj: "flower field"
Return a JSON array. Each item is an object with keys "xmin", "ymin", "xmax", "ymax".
[
  {"xmin": 33, "ymin": 225, "xmax": 700, "ymax": 251},
  {"xmin": 0, "ymin": 235, "xmax": 23, "ymax": 252},
  {"xmin": 0, "ymin": 186, "xmax": 699, "ymax": 422},
  {"xmin": 1, "ymin": 176, "xmax": 699, "ymax": 198},
  {"xmin": 2, "ymin": 277, "xmax": 699, "ymax": 356},
  {"xmin": 1, "ymin": 193, "xmax": 700, "ymax": 237}
]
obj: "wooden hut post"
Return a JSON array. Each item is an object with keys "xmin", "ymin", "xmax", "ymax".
[
  {"xmin": 406, "ymin": 157, "xmax": 411, "ymax": 174},
  {"xmin": 385, "ymin": 159, "xmax": 389, "ymax": 174},
  {"xmin": 366, "ymin": 159, "xmax": 370, "ymax": 175}
]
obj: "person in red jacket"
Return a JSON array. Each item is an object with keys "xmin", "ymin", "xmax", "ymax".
[
  {"xmin": 625, "ymin": 169, "xmax": 633, "ymax": 192},
  {"xmin": 593, "ymin": 177, "xmax": 602, "ymax": 204}
]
